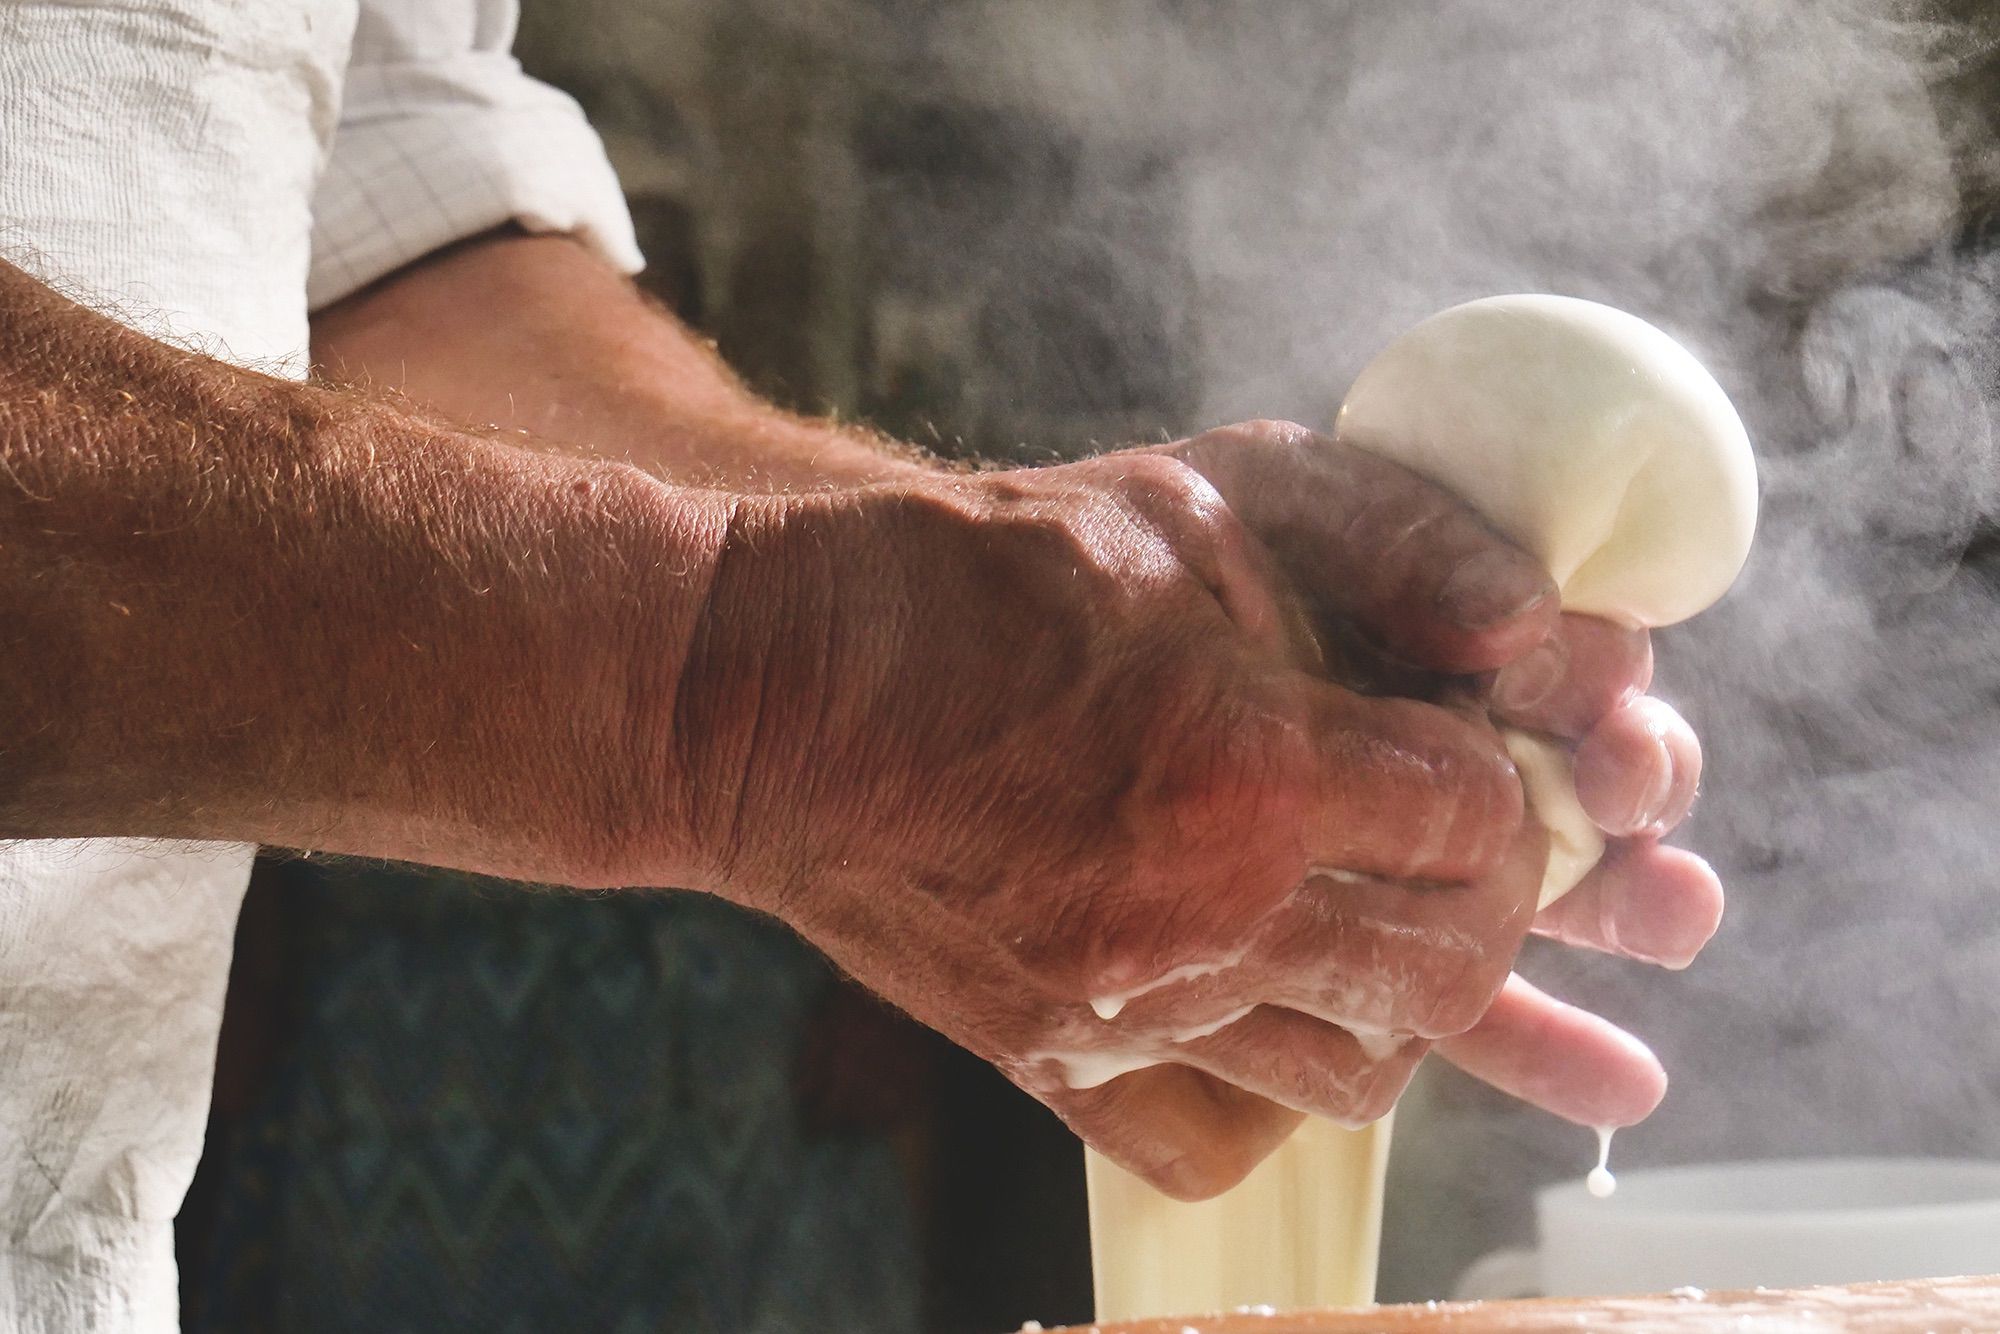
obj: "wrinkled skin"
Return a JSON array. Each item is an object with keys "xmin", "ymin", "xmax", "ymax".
[{"xmin": 669, "ymin": 420, "xmax": 1721, "ymax": 1200}]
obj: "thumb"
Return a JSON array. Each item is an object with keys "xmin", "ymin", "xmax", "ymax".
[{"xmin": 1164, "ymin": 422, "xmax": 1558, "ymax": 673}]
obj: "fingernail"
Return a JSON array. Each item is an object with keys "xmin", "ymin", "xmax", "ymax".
[
  {"xmin": 1626, "ymin": 731, "xmax": 1677, "ymax": 834},
  {"xmin": 1492, "ymin": 638, "xmax": 1568, "ymax": 713},
  {"xmin": 1597, "ymin": 873, "xmax": 1691, "ymax": 968},
  {"xmin": 1439, "ymin": 549, "xmax": 1553, "ymax": 630},
  {"xmin": 1576, "ymin": 703, "xmax": 1698, "ymax": 838}
]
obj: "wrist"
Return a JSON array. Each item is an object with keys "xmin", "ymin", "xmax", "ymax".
[
  {"xmin": 347, "ymin": 420, "xmax": 743, "ymax": 889},
  {"xmin": 653, "ymin": 478, "xmax": 946, "ymax": 909}
]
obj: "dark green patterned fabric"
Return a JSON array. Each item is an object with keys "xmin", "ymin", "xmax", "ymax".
[{"xmin": 186, "ymin": 865, "xmax": 918, "ymax": 1333}]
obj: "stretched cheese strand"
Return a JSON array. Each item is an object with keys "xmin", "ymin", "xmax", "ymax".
[
  {"xmin": 1086, "ymin": 1119, "xmax": 1392, "ymax": 1322},
  {"xmin": 1086, "ymin": 296, "xmax": 1757, "ymax": 1323}
]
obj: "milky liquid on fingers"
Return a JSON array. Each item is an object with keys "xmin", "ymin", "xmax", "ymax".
[
  {"xmin": 1088, "ymin": 947, "xmax": 1250, "ymax": 1022},
  {"xmin": 1346, "ymin": 1025, "xmax": 1409, "ymax": 1063},
  {"xmin": 1586, "ymin": 1125, "xmax": 1618, "ymax": 1198}
]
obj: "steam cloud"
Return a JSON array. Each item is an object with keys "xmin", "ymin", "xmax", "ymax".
[
  {"xmin": 529, "ymin": 0, "xmax": 2000, "ymax": 1302},
  {"xmin": 877, "ymin": 0, "xmax": 2000, "ymax": 1299}
]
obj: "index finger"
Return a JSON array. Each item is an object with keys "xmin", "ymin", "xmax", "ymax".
[
  {"xmin": 1305, "ymin": 678, "xmax": 1524, "ymax": 883},
  {"xmin": 1491, "ymin": 614, "xmax": 1653, "ymax": 738},
  {"xmin": 1254, "ymin": 819, "xmax": 1548, "ymax": 1039}
]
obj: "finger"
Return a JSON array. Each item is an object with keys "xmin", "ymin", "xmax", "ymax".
[
  {"xmin": 1165, "ymin": 424, "xmax": 1559, "ymax": 674},
  {"xmin": 1043, "ymin": 1063, "xmax": 1305, "ymax": 1201},
  {"xmin": 1491, "ymin": 615, "xmax": 1653, "ymax": 738},
  {"xmin": 1533, "ymin": 840, "xmax": 1724, "ymax": 969},
  {"xmin": 1167, "ymin": 1004, "xmax": 1427, "ymax": 1125},
  {"xmin": 1436, "ymin": 974, "xmax": 1667, "ymax": 1127},
  {"xmin": 1304, "ymin": 679, "xmax": 1525, "ymax": 882},
  {"xmin": 1104, "ymin": 451, "xmax": 1325, "ymax": 671},
  {"xmin": 1252, "ymin": 822, "xmax": 1547, "ymax": 1038},
  {"xmin": 1573, "ymin": 695, "xmax": 1702, "ymax": 837}
]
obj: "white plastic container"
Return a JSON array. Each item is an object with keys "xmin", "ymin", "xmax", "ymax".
[{"xmin": 1458, "ymin": 1157, "xmax": 2000, "ymax": 1299}]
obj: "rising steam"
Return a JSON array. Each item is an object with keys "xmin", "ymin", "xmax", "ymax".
[
  {"xmin": 882, "ymin": 0, "xmax": 2000, "ymax": 1299},
  {"xmin": 528, "ymin": 0, "xmax": 2000, "ymax": 1303}
]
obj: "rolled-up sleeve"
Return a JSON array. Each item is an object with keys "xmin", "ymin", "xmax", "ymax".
[{"xmin": 307, "ymin": 0, "xmax": 643, "ymax": 310}]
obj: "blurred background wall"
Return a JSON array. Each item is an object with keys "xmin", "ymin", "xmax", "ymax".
[
  {"xmin": 512, "ymin": 0, "xmax": 1204, "ymax": 461},
  {"xmin": 180, "ymin": 2, "xmax": 2000, "ymax": 1330}
]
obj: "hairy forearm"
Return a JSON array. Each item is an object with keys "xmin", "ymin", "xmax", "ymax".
[
  {"xmin": 310, "ymin": 230, "xmax": 936, "ymax": 492},
  {"xmin": 0, "ymin": 256, "xmax": 733, "ymax": 885}
]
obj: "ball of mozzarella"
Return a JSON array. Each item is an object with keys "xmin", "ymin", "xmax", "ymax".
[
  {"xmin": 1335, "ymin": 295, "xmax": 1757, "ymax": 906},
  {"xmin": 1336, "ymin": 295, "xmax": 1756, "ymax": 630}
]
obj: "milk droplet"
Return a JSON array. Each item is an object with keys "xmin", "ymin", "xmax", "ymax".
[
  {"xmin": 1347, "ymin": 1026, "xmax": 1407, "ymax": 1062},
  {"xmin": 1085, "ymin": 949, "xmax": 1249, "ymax": 1023},
  {"xmin": 1586, "ymin": 1125, "xmax": 1617, "ymax": 1198}
]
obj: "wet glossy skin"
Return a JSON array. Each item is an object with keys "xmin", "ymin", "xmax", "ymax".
[{"xmin": 693, "ymin": 421, "xmax": 1721, "ymax": 1199}]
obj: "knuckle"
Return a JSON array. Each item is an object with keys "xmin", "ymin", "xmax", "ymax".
[
  {"xmin": 1282, "ymin": 1061, "xmax": 1327, "ymax": 1113},
  {"xmin": 1177, "ymin": 419, "xmax": 1322, "ymax": 490},
  {"xmin": 1112, "ymin": 449, "xmax": 1203, "ymax": 492},
  {"xmin": 1351, "ymin": 1050, "xmax": 1422, "ymax": 1124},
  {"xmin": 1349, "ymin": 702, "xmax": 1519, "ymax": 872},
  {"xmin": 1037, "ymin": 457, "xmax": 1248, "ymax": 598},
  {"xmin": 1407, "ymin": 710, "xmax": 1523, "ymax": 873},
  {"xmin": 1117, "ymin": 453, "xmax": 1234, "ymax": 534},
  {"xmin": 1418, "ymin": 949, "xmax": 1510, "ymax": 1039}
]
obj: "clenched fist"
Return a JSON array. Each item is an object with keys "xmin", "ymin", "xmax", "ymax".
[{"xmin": 641, "ymin": 420, "xmax": 1719, "ymax": 1199}]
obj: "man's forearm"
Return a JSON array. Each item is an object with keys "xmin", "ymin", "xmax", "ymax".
[
  {"xmin": 310, "ymin": 230, "xmax": 936, "ymax": 492},
  {"xmin": 0, "ymin": 256, "xmax": 732, "ymax": 885}
]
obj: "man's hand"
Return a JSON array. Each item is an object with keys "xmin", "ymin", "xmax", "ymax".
[
  {"xmin": 312, "ymin": 237, "xmax": 1723, "ymax": 1193},
  {"xmin": 1168, "ymin": 423, "xmax": 1724, "ymax": 1136},
  {"xmin": 643, "ymin": 420, "xmax": 1718, "ymax": 1199},
  {"xmin": 312, "ymin": 235, "xmax": 1724, "ymax": 1190}
]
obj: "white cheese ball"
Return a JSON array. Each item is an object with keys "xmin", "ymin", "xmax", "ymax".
[
  {"xmin": 1504, "ymin": 730, "xmax": 1607, "ymax": 909},
  {"xmin": 1336, "ymin": 295, "xmax": 1756, "ymax": 630},
  {"xmin": 1335, "ymin": 296, "xmax": 1758, "ymax": 905}
]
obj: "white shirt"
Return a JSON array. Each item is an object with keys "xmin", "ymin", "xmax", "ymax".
[{"xmin": 0, "ymin": 2, "xmax": 638, "ymax": 1328}]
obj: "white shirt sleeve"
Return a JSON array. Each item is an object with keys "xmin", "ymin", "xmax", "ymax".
[
  {"xmin": 307, "ymin": 0, "xmax": 644, "ymax": 310},
  {"xmin": 1, "ymin": 1, "xmax": 346, "ymax": 1327}
]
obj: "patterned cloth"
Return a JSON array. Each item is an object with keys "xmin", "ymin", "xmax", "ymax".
[{"xmin": 185, "ymin": 868, "xmax": 919, "ymax": 1334}]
